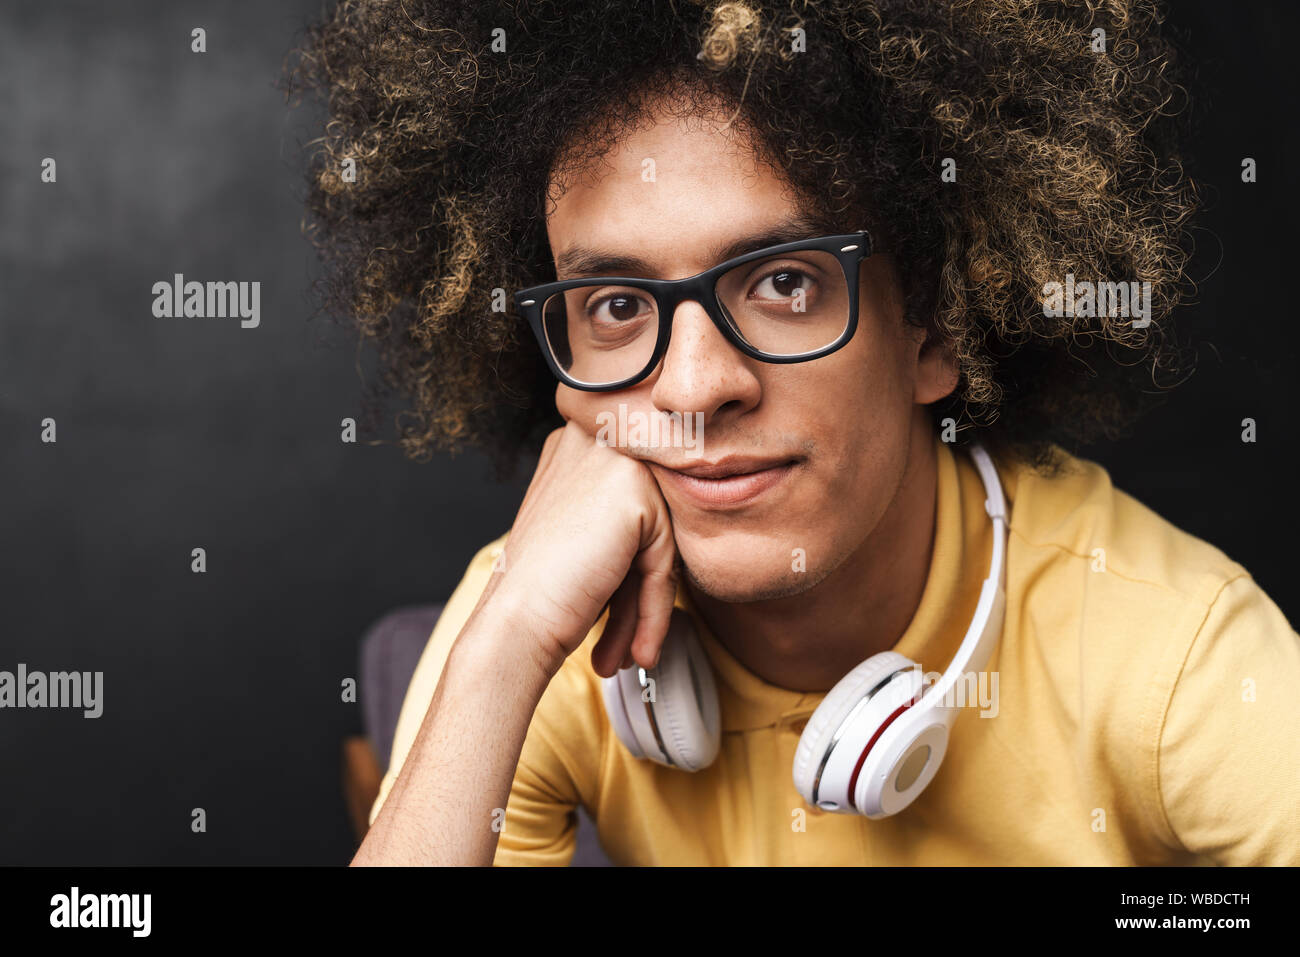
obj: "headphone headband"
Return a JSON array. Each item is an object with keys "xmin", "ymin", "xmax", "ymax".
[{"xmin": 927, "ymin": 442, "xmax": 1007, "ymax": 711}]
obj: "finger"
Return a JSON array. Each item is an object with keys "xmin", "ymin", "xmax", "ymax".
[
  {"xmin": 630, "ymin": 560, "xmax": 680, "ymax": 670},
  {"xmin": 590, "ymin": 574, "xmax": 640, "ymax": 678},
  {"xmin": 629, "ymin": 500, "xmax": 680, "ymax": 670}
]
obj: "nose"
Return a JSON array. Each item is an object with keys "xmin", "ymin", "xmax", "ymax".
[{"xmin": 648, "ymin": 298, "xmax": 762, "ymax": 423}]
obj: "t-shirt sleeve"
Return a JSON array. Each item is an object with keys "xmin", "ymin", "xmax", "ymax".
[
  {"xmin": 367, "ymin": 534, "xmax": 593, "ymax": 866},
  {"xmin": 1157, "ymin": 573, "xmax": 1300, "ymax": 864}
]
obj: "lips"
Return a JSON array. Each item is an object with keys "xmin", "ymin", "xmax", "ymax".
[{"xmin": 650, "ymin": 455, "xmax": 801, "ymax": 509}]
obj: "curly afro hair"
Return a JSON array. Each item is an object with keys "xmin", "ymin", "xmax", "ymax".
[{"xmin": 284, "ymin": 0, "xmax": 1199, "ymax": 473}]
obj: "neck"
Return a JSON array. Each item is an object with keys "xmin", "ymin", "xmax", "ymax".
[{"xmin": 687, "ymin": 418, "xmax": 939, "ymax": 693}]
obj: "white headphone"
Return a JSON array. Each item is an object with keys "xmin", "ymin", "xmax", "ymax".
[{"xmin": 600, "ymin": 444, "xmax": 1008, "ymax": 818}]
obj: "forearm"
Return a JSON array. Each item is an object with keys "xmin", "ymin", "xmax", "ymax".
[{"xmin": 351, "ymin": 601, "xmax": 554, "ymax": 866}]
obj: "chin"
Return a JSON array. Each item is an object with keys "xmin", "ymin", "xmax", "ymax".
[{"xmin": 676, "ymin": 530, "xmax": 834, "ymax": 604}]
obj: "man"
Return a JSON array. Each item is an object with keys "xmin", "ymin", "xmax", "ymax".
[{"xmin": 291, "ymin": 0, "xmax": 1300, "ymax": 865}]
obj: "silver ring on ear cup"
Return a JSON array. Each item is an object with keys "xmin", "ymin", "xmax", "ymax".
[
  {"xmin": 810, "ymin": 664, "xmax": 917, "ymax": 809},
  {"xmin": 791, "ymin": 651, "xmax": 917, "ymax": 810},
  {"xmin": 635, "ymin": 666, "xmax": 675, "ymax": 766}
]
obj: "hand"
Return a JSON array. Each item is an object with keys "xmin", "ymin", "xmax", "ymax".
[{"xmin": 473, "ymin": 419, "xmax": 680, "ymax": 681}]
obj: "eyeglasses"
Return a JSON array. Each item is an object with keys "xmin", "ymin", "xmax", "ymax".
[{"xmin": 513, "ymin": 230, "xmax": 873, "ymax": 391}]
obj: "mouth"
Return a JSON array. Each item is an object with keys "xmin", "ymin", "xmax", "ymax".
[{"xmin": 649, "ymin": 455, "xmax": 802, "ymax": 509}]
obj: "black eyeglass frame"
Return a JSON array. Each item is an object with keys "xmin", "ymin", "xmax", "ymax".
[{"xmin": 513, "ymin": 230, "xmax": 874, "ymax": 392}]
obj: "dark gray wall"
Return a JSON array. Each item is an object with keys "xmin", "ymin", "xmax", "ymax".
[
  {"xmin": 1, "ymin": 0, "xmax": 1296, "ymax": 865},
  {"xmin": 1, "ymin": 0, "xmax": 531, "ymax": 865}
]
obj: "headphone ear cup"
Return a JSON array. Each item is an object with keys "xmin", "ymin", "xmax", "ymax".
[
  {"xmin": 792, "ymin": 651, "xmax": 919, "ymax": 811},
  {"xmin": 650, "ymin": 610, "xmax": 721, "ymax": 770},
  {"xmin": 600, "ymin": 608, "xmax": 721, "ymax": 771},
  {"xmin": 601, "ymin": 666, "xmax": 645, "ymax": 760},
  {"xmin": 854, "ymin": 713, "xmax": 950, "ymax": 818}
]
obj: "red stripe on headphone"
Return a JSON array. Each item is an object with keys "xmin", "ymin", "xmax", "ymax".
[{"xmin": 846, "ymin": 690, "xmax": 922, "ymax": 812}]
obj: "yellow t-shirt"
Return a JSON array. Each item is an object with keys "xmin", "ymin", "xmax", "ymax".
[{"xmin": 370, "ymin": 438, "xmax": 1300, "ymax": 865}]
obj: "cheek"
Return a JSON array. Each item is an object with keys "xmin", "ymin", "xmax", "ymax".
[
  {"xmin": 787, "ymin": 330, "xmax": 915, "ymax": 515},
  {"xmin": 554, "ymin": 384, "xmax": 581, "ymax": 424},
  {"xmin": 555, "ymin": 384, "xmax": 657, "ymax": 438},
  {"xmin": 554, "ymin": 385, "xmax": 605, "ymax": 433},
  {"xmin": 808, "ymin": 325, "xmax": 914, "ymax": 436}
]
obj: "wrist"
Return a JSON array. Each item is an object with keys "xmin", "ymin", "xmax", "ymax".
[{"xmin": 456, "ymin": 585, "xmax": 567, "ymax": 691}]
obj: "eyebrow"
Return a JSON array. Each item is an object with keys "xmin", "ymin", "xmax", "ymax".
[{"xmin": 552, "ymin": 214, "xmax": 834, "ymax": 279}]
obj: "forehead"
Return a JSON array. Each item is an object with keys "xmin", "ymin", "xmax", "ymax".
[{"xmin": 544, "ymin": 107, "xmax": 811, "ymax": 279}]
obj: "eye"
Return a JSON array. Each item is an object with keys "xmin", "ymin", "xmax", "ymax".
[
  {"xmin": 751, "ymin": 267, "xmax": 816, "ymax": 302},
  {"xmin": 587, "ymin": 291, "xmax": 652, "ymax": 324}
]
